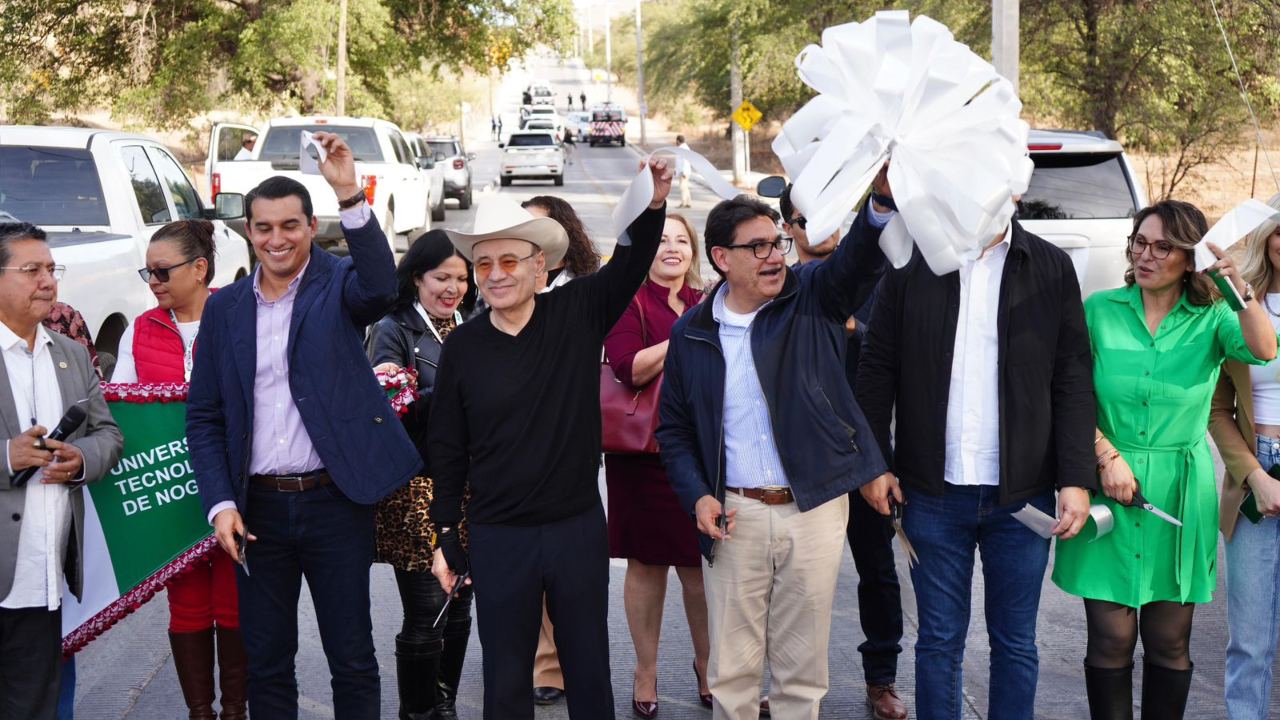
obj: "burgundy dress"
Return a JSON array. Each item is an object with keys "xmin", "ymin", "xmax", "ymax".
[{"xmin": 604, "ymin": 279, "xmax": 704, "ymax": 567}]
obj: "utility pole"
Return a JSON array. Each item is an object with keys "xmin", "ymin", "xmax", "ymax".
[
  {"xmin": 635, "ymin": 0, "xmax": 646, "ymax": 145},
  {"xmin": 605, "ymin": 5, "xmax": 613, "ymax": 102},
  {"xmin": 991, "ymin": 0, "xmax": 1019, "ymax": 93},
  {"xmin": 336, "ymin": 0, "xmax": 348, "ymax": 115},
  {"xmin": 587, "ymin": 5, "xmax": 594, "ymax": 54},
  {"xmin": 730, "ymin": 17, "xmax": 746, "ymax": 184}
]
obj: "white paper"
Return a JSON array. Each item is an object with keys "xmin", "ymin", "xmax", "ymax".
[
  {"xmin": 612, "ymin": 146, "xmax": 740, "ymax": 239},
  {"xmin": 299, "ymin": 130, "xmax": 328, "ymax": 176},
  {"xmin": 1012, "ymin": 504, "xmax": 1058, "ymax": 539},
  {"xmin": 773, "ymin": 11, "xmax": 1032, "ymax": 276},
  {"xmin": 1194, "ymin": 198, "xmax": 1280, "ymax": 271}
]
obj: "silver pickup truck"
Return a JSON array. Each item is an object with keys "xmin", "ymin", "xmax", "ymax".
[{"xmin": 0, "ymin": 126, "xmax": 251, "ymax": 366}]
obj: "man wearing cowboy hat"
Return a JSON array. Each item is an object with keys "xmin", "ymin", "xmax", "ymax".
[{"xmin": 428, "ymin": 158, "xmax": 673, "ymax": 720}]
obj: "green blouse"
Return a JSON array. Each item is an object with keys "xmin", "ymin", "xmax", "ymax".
[{"xmin": 1052, "ymin": 284, "xmax": 1267, "ymax": 607}]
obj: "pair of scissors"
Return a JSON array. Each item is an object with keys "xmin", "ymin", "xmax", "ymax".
[
  {"xmin": 432, "ymin": 570, "xmax": 471, "ymax": 629},
  {"xmin": 889, "ymin": 498, "xmax": 919, "ymax": 567},
  {"xmin": 1124, "ymin": 482, "xmax": 1183, "ymax": 527}
]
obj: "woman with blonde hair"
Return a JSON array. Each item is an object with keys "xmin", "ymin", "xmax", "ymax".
[
  {"xmin": 1209, "ymin": 191, "xmax": 1280, "ymax": 719},
  {"xmin": 604, "ymin": 212, "xmax": 710, "ymax": 717}
]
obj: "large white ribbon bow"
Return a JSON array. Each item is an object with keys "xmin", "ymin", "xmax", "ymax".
[{"xmin": 774, "ymin": 10, "xmax": 1034, "ymax": 275}]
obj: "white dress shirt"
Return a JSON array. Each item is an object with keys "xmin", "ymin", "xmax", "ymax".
[
  {"xmin": 0, "ymin": 323, "xmax": 72, "ymax": 610},
  {"xmin": 714, "ymin": 285, "xmax": 790, "ymax": 489},
  {"xmin": 944, "ymin": 230, "xmax": 1012, "ymax": 487}
]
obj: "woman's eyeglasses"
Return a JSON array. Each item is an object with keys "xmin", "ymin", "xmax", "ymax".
[
  {"xmin": 1128, "ymin": 235, "xmax": 1176, "ymax": 260},
  {"xmin": 473, "ymin": 250, "xmax": 538, "ymax": 280},
  {"xmin": 138, "ymin": 257, "xmax": 198, "ymax": 283}
]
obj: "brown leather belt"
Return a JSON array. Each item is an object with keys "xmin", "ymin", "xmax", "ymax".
[
  {"xmin": 250, "ymin": 470, "xmax": 332, "ymax": 492},
  {"xmin": 726, "ymin": 486, "xmax": 795, "ymax": 505}
]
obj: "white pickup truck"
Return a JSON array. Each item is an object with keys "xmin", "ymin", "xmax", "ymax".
[
  {"xmin": 0, "ymin": 126, "xmax": 252, "ymax": 364},
  {"xmin": 207, "ymin": 116, "xmax": 435, "ymax": 255}
]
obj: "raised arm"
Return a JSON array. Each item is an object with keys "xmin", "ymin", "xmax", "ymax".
[{"xmin": 312, "ymin": 131, "xmax": 399, "ymax": 326}]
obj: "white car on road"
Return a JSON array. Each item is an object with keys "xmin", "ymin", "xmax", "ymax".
[
  {"xmin": 0, "ymin": 126, "xmax": 252, "ymax": 363},
  {"xmin": 207, "ymin": 116, "xmax": 434, "ymax": 255},
  {"xmin": 500, "ymin": 131, "xmax": 565, "ymax": 187}
]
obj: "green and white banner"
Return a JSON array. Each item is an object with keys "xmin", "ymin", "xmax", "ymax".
[{"xmin": 61, "ymin": 383, "xmax": 215, "ymax": 655}]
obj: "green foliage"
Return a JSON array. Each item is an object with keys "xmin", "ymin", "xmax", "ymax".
[{"xmin": 0, "ymin": 0, "xmax": 573, "ymax": 130}]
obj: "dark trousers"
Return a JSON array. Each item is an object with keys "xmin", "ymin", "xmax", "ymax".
[
  {"xmin": 846, "ymin": 490, "xmax": 903, "ymax": 685},
  {"xmin": 470, "ymin": 504, "xmax": 614, "ymax": 720},
  {"xmin": 237, "ymin": 482, "xmax": 379, "ymax": 720},
  {"xmin": 0, "ymin": 606, "xmax": 62, "ymax": 720}
]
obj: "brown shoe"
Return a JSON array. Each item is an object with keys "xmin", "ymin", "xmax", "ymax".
[{"xmin": 867, "ymin": 684, "xmax": 908, "ymax": 720}]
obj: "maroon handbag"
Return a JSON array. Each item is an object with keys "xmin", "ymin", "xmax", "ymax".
[{"xmin": 601, "ymin": 299, "xmax": 661, "ymax": 455}]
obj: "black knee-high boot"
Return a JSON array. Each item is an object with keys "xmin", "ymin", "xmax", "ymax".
[
  {"xmin": 435, "ymin": 617, "xmax": 470, "ymax": 720},
  {"xmin": 1084, "ymin": 662, "xmax": 1133, "ymax": 720},
  {"xmin": 1140, "ymin": 660, "xmax": 1193, "ymax": 720},
  {"xmin": 396, "ymin": 636, "xmax": 440, "ymax": 720}
]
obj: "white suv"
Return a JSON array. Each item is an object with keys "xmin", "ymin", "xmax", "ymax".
[
  {"xmin": 1019, "ymin": 129, "xmax": 1148, "ymax": 298},
  {"xmin": 500, "ymin": 131, "xmax": 565, "ymax": 186}
]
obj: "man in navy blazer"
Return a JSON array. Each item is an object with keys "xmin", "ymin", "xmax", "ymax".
[{"xmin": 187, "ymin": 133, "xmax": 420, "ymax": 719}]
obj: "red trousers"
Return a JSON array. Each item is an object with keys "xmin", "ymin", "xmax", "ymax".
[{"xmin": 166, "ymin": 546, "xmax": 240, "ymax": 633}]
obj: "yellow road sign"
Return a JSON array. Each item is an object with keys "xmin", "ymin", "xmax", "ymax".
[{"xmin": 732, "ymin": 100, "xmax": 763, "ymax": 132}]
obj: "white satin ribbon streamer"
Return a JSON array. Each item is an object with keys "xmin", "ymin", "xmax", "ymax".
[
  {"xmin": 1012, "ymin": 502, "xmax": 1115, "ymax": 542},
  {"xmin": 612, "ymin": 146, "xmax": 741, "ymax": 240},
  {"xmin": 774, "ymin": 11, "xmax": 1033, "ymax": 275},
  {"xmin": 1194, "ymin": 199, "xmax": 1280, "ymax": 271}
]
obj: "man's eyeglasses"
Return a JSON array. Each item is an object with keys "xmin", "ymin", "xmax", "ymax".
[
  {"xmin": 138, "ymin": 257, "xmax": 198, "ymax": 283},
  {"xmin": 785, "ymin": 215, "xmax": 808, "ymax": 230},
  {"xmin": 474, "ymin": 250, "xmax": 539, "ymax": 280},
  {"xmin": 1128, "ymin": 235, "xmax": 1176, "ymax": 260},
  {"xmin": 0, "ymin": 263, "xmax": 65, "ymax": 282},
  {"xmin": 724, "ymin": 236, "xmax": 793, "ymax": 260}
]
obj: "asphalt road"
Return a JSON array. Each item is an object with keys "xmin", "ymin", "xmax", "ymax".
[{"xmin": 69, "ymin": 58, "xmax": 1280, "ymax": 719}]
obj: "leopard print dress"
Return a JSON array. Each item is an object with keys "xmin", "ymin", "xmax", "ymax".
[{"xmin": 374, "ymin": 315, "xmax": 466, "ymax": 572}]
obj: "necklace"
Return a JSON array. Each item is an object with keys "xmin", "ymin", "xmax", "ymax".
[
  {"xmin": 1265, "ymin": 293, "xmax": 1280, "ymax": 318},
  {"xmin": 169, "ymin": 309, "xmax": 198, "ymax": 381}
]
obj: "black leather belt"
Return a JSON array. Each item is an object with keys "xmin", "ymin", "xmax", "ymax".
[{"xmin": 250, "ymin": 470, "xmax": 332, "ymax": 492}]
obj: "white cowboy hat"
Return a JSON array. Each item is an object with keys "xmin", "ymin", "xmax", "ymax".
[{"xmin": 443, "ymin": 194, "xmax": 569, "ymax": 268}]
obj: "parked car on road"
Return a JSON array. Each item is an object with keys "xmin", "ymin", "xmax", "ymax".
[
  {"xmin": 500, "ymin": 131, "xmax": 564, "ymax": 187},
  {"xmin": 565, "ymin": 111, "xmax": 592, "ymax": 141},
  {"xmin": 529, "ymin": 83, "xmax": 556, "ymax": 107},
  {"xmin": 407, "ymin": 132, "xmax": 447, "ymax": 222},
  {"xmin": 0, "ymin": 126, "xmax": 252, "ymax": 362},
  {"xmin": 422, "ymin": 136, "xmax": 474, "ymax": 210},
  {"xmin": 1018, "ymin": 129, "xmax": 1147, "ymax": 297},
  {"xmin": 206, "ymin": 116, "xmax": 435, "ymax": 256}
]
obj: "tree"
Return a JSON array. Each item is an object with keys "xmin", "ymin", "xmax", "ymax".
[{"xmin": 0, "ymin": 0, "xmax": 574, "ymax": 130}]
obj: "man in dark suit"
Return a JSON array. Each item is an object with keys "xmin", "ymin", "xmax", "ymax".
[
  {"xmin": 0, "ymin": 222, "xmax": 122, "ymax": 719},
  {"xmin": 187, "ymin": 133, "xmax": 420, "ymax": 719}
]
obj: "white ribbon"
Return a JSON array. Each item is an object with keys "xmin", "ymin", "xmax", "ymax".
[
  {"xmin": 612, "ymin": 146, "xmax": 741, "ymax": 239},
  {"xmin": 1193, "ymin": 198, "xmax": 1280, "ymax": 271},
  {"xmin": 1012, "ymin": 502, "xmax": 1115, "ymax": 542},
  {"xmin": 774, "ymin": 11, "xmax": 1033, "ymax": 275}
]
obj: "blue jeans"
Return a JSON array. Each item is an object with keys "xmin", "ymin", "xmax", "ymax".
[
  {"xmin": 1225, "ymin": 435, "xmax": 1280, "ymax": 719},
  {"xmin": 237, "ymin": 482, "xmax": 379, "ymax": 720},
  {"xmin": 902, "ymin": 485, "xmax": 1053, "ymax": 720},
  {"xmin": 56, "ymin": 657, "xmax": 74, "ymax": 719}
]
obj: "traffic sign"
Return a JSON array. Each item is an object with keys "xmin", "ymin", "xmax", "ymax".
[{"xmin": 732, "ymin": 100, "xmax": 763, "ymax": 132}]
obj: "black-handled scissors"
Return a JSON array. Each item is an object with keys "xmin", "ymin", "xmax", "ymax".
[
  {"xmin": 432, "ymin": 570, "xmax": 470, "ymax": 629},
  {"xmin": 1124, "ymin": 482, "xmax": 1182, "ymax": 527}
]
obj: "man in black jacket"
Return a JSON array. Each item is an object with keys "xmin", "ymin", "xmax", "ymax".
[
  {"xmin": 782, "ymin": 184, "xmax": 905, "ymax": 720},
  {"xmin": 856, "ymin": 185, "xmax": 1096, "ymax": 720}
]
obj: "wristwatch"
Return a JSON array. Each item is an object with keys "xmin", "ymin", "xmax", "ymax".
[
  {"xmin": 337, "ymin": 187, "xmax": 367, "ymax": 210},
  {"xmin": 1243, "ymin": 282, "xmax": 1255, "ymax": 303}
]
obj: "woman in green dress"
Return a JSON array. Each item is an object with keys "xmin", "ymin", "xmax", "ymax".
[{"xmin": 1053, "ymin": 200, "xmax": 1277, "ymax": 720}]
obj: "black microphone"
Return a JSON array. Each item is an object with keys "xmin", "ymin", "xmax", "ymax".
[{"xmin": 13, "ymin": 404, "xmax": 88, "ymax": 487}]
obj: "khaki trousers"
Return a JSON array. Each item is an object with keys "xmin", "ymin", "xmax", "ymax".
[
  {"xmin": 678, "ymin": 175, "xmax": 692, "ymax": 207},
  {"xmin": 704, "ymin": 492, "xmax": 849, "ymax": 720},
  {"xmin": 533, "ymin": 600, "xmax": 564, "ymax": 689}
]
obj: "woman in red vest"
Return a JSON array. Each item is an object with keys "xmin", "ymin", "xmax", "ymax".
[{"xmin": 114, "ymin": 219, "xmax": 245, "ymax": 720}]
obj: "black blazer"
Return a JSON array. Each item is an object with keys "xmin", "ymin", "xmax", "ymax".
[{"xmin": 855, "ymin": 220, "xmax": 1097, "ymax": 504}]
